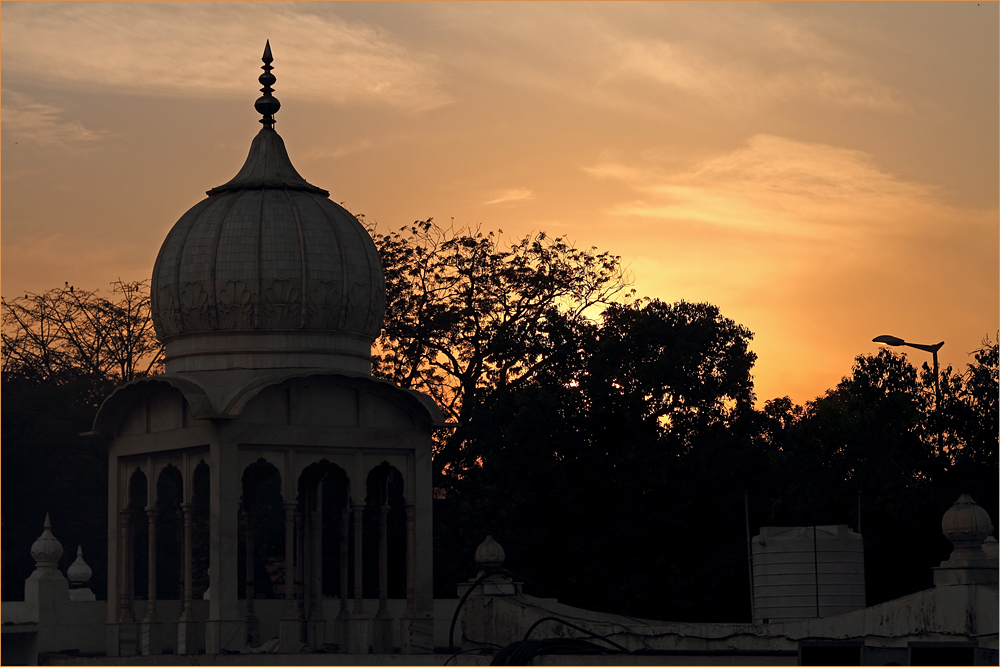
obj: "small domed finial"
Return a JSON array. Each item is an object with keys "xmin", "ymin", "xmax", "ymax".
[
  {"xmin": 255, "ymin": 40, "xmax": 280, "ymax": 128},
  {"xmin": 474, "ymin": 535, "xmax": 505, "ymax": 574},
  {"xmin": 941, "ymin": 494, "xmax": 993, "ymax": 550}
]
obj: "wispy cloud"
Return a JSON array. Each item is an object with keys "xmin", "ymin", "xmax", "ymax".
[
  {"xmin": 603, "ymin": 35, "xmax": 906, "ymax": 112},
  {"xmin": 485, "ymin": 188, "xmax": 534, "ymax": 206},
  {"xmin": 1, "ymin": 91, "xmax": 108, "ymax": 146},
  {"xmin": 585, "ymin": 135, "xmax": 940, "ymax": 239},
  {"xmin": 424, "ymin": 3, "xmax": 908, "ymax": 115},
  {"xmin": 584, "ymin": 133, "xmax": 997, "ymax": 404},
  {"xmin": 1, "ymin": 3, "xmax": 450, "ymax": 112}
]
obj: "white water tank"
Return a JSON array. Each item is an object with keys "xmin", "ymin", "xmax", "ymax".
[{"xmin": 752, "ymin": 525, "xmax": 865, "ymax": 622}]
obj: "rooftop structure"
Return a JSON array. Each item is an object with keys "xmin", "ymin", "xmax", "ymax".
[{"xmin": 89, "ymin": 42, "xmax": 442, "ymax": 657}]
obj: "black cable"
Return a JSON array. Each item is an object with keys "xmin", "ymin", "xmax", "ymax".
[
  {"xmin": 443, "ymin": 646, "xmax": 500, "ymax": 666},
  {"xmin": 507, "ymin": 570, "xmax": 651, "ymax": 627},
  {"xmin": 522, "ymin": 616, "xmax": 628, "ymax": 652}
]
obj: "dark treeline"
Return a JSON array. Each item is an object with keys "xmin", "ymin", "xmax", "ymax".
[{"xmin": 2, "ymin": 223, "xmax": 997, "ymax": 623}]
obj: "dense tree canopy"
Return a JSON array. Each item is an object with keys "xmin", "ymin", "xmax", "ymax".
[
  {"xmin": 2, "ymin": 226, "xmax": 996, "ymax": 621},
  {"xmin": 367, "ymin": 219, "xmax": 631, "ymax": 481}
]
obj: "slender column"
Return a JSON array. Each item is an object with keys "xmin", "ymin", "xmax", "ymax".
[
  {"xmin": 295, "ymin": 508, "xmax": 305, "ymax": 621},
  {"xmin": 352, "ymin": 503, "xmax": 364, "ymax": 614},
  {"xmin": 180, "ymin": 504, "xmax": 195, "ymax": 620},
  {"xmin": 376, "ymin": 504, "xmax": 390, "ymax": 617},
  {"xmin": 338, "ymin": 507, "xmax": 350, "ymax": 618},
  {"xmin": 310, "ymin": 508, "xmax": 322, "ymax": 618},
  {"xmin": 119, "ymin": 509, "xmax": 135, "ymax": 622},
  {"xmin": 244, "ymin": 508, "xmax": 256, "ymax": 615},
  {"xmin": 283, "ymin": 502, "xmax": 297, "ymax": 616},
  {"xmin": 145, "ymin": 507, "xmax": 159, "ymax": 622},
  {"xmin": 279, "ymin": 501, "xmax": 304, "ymax": 653},
  {"xmin": 404, "ymin": 503, "xmax": 416, "ymax": 615}
]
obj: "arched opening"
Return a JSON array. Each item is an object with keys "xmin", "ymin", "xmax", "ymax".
[
  {"xmin": 239, "ymin": 459, "xmax": 285, "ymax": 601},
  {"xmin": 297, "ymin": 461, "xmax": 350, "ymax": 602},
  {"xmin": 128, "ymin": 469, "xmax": 148, "ymax": 601},
  {"xmin": 363, "ymin": 463, "xmax": 406, "ymax": 601},
  {"xmin": 191, "ymin": 461, "xmax": 210, "ymax": 599},
  {"xmin": 156, "ymin": 465, "xmax": 183, "ymax": 600}
]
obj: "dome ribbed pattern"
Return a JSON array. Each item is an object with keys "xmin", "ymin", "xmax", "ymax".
[{"xmin": 151, "ymin": 127, "xmax": 385, "ymax": 350}]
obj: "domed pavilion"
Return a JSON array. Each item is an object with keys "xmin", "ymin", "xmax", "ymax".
[{"xmin": 94, "ymin": 42, "xmax": 441, "ymax": 657}]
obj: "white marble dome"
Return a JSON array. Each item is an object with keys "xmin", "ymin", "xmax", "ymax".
[{"xmin": 151, "ymin": 115, "xmax": 384, "ymax": 374}]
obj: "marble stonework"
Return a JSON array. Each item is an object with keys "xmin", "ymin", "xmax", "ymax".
[{"xmin": 94, "ymin": 44, "xmax": 441, "ymax": 657}]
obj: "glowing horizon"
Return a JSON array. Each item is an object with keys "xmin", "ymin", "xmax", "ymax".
[{"xmin": 2, "ymin": 2, "xmax": 997, "ymax": 406}]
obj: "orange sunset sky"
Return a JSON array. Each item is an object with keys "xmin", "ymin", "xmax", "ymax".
[{"xmin": 2, "ymin": 2, "xmax": 997, "ymax": 406}]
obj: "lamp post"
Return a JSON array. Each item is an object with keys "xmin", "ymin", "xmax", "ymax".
[{"xmin": 872, "ymin": 335, "xmax": 944, "ymax": 409}]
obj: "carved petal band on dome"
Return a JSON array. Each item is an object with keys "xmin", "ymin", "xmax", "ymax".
[{"xmin": 207, "ymin": 127, "xmax": 329, "ymax": 196}]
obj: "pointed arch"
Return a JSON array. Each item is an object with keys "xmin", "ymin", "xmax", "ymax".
[
  {"xmin": 240, "ymin": 459, "xmax": 285, "ymax": 600},
  {"xmin": 363, "ymin": 462, "xmax": 406, "ymax": 600},
  {"xmin": 155, "ymin": 464, "xmax": 184, "ymax": 600},
  {"xmin": 191, "ymin": 460, "xmax": 211, "ymax": 599}
]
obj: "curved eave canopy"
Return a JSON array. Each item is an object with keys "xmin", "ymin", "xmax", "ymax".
[
  {"xmin": 93, "ymin": 370, "xmax": 446, "ymax": 437},
  {"xmin": 92, "ymin": 375, "xmax": 217, "ymax": 437},
  {"xmin": 223, "ymin": 369, "xmax": 446, "ymax": 428},
  {"xmin": 206, "ymin": 127, "xmax": 328, "ymax": 196}
]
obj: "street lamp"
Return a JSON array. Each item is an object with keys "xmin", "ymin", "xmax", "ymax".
[{"xmin": 872, "ymin": 335, "xmax": 944, "ymax": 409}]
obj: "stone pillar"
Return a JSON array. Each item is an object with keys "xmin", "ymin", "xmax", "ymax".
[
  {"xmin": 331, "ymin": 506, "xmax": 351, "ymax": 649},
  {"xmin": 177, "ymin": 503, "xmax": 199, "ymax": 654},
  {"xmin": 279, "ymin": 502, "xmax": 303, "ymax": 653},
  {"xmin": 305, "ymin": 507, "xmax": 325, "ymax": 648},
  {"xmin": 243, "ymin": 507, "xmax": 260, "ymax": 648},
  {"xmin": 372, "ymin": 503, "xmax": 393, "ymax": 654},
  {"xmin": 205, "ymin": 443, "xmax": 244, "ymax": 654},
  {"xmin": 111, "ymin": 508, "xmax": 138, "ymax": 657},
  {"xmin": 347, "ymin": 503, "xmax": 369, "ymax": 654},
  {"xmin": 457, "ymin": 536, "xmax": 519, "ymax": 651},
  {"xmin": 140, "ymin": 507, "xmax": 162, "ymax": 656},
  {"xmin": 404, "ymin": 503, "xmax": 416, "ymax": 617},
  {"xmin": 118, "ymin": 510, "xmax": 136, "ymax": 623},
  {"xmin": 400, "ymin": 502, "xmax": 432, "ymax": 654}
]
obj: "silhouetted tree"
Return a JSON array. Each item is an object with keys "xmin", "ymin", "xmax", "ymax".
[
  {"xmin": 436, "ymin": 300, "xmax": 767, "ymax": 620},
  {"xmin": 1, "ymin": 280, "xmax": 162, "ymax": 600},
  {"xmin": 368, "ymin": 220, "xmax": 632, "ymax": 481},
  {"xmin": 2, "ymin": 279, "xmax": 163, "ymax": 385},
  {"xmin": 760, "ymin": 342, "xmax": 998, "ymax": 606}
]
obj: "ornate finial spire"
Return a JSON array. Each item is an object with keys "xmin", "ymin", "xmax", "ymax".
[{"xmin": 254, "ymin": 40, "xmax": 280, "ymax": 128}]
